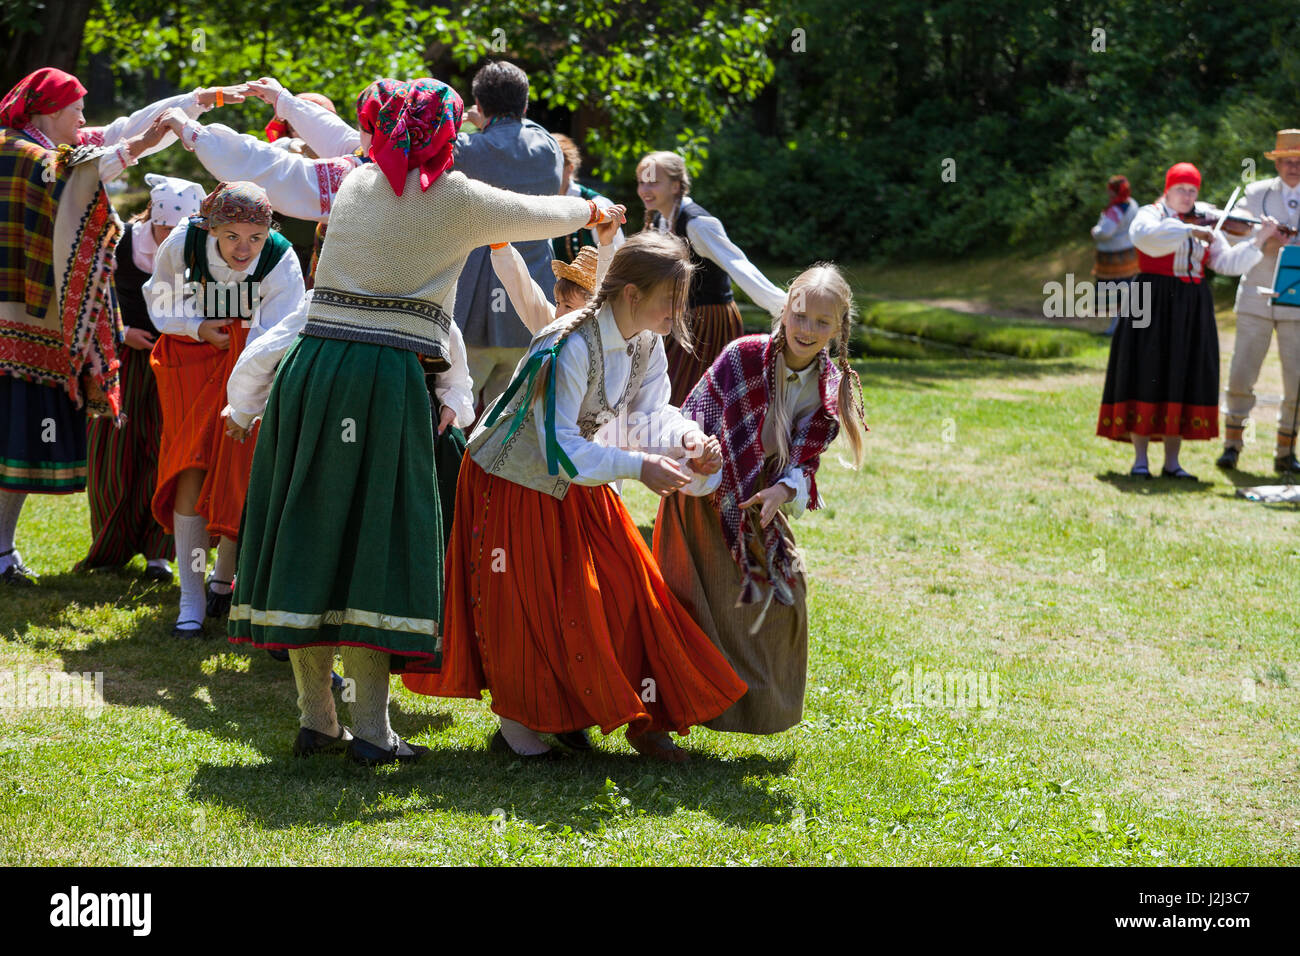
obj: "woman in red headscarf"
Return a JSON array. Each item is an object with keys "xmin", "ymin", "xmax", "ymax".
[
  {"xmin": 226, "ymin": 77, "xmax": 616, "ymax": 765},
  {"xmin": 1097, "ymin": 163, "xmax": 1279, "ymax": 479},
  {"xmin": 0, "ymin": 68, "xmax": 243, "ymax": 585}
]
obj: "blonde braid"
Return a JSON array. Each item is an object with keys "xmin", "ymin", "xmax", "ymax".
[
  {"xmin": 767, "ymin": 322, "xmax": 793, "ymax": 474},
  {"xmin": 834, "ymin": 311, "xmax": 868, "ymax": 468}
]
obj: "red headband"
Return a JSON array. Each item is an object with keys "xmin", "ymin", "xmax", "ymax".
[{"xmin": 1164, "ymin": 162, "xmax": 1201, "ymax": 192}]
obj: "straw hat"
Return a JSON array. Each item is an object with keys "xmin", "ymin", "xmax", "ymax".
[
  {"xmin": 551, "ymin": 244, "xmax": 601, "ymax": 292},
  {"xmin": 1265, "ymin": 130, "xmax": 1300, "ymax": 159}
]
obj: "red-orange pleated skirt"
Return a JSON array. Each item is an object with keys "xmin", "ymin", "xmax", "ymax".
[
  {"xmin": 403, "ymin": 456, "xmax": 747, "ymax": 737},
  {"xmin": 150, "ymin": 322, "xmax": 258, "ymax": 539}
]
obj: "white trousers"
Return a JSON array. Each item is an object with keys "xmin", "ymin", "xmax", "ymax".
[{"xmin": 1223, "ymin": 311, "xmax": 1300, "ymax": 450}]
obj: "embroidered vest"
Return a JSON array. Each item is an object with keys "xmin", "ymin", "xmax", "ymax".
[
  {"xmin": 182, "ymin": 219, "xmax": 291, "ymax": 321},
  {"xmin": 467, "ymin": 316, "xmax": 654, "ymax": 499},
  {"xmin": 657, "ymin": 200, "xmax": 734, "ymax": 307}
]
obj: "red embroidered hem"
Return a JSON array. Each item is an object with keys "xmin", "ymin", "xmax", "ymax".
[{"xmin": 1097, "ymin": 400, "xmax": 1218, "ymax": 441}]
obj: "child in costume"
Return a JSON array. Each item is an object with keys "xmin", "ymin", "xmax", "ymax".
[
  {"xmin": 636, "ymin": 150, "xmax": 787, "ymax": 405},
  {"xmin": 653, "ymin": 263, "xmax": 868, "ymax": 734},
  {"xmin": 77, "ymin": 175, "xmax": 206, "ymax": 582},
  {"xmin": 403, "ymin": 231, "xmax": 747, "ymax": 762},
  {"xmin": 144, "ymin": 181, "xmax": 305, "ymax": 636}
]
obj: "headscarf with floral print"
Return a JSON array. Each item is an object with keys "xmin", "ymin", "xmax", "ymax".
[
  {"xmin": 0, "ymin": 68, "xmax": 86, "ymax": 130},
  {"xmin": 355, "ymin": 77, "xmax": 463, "ymax": 196},
  {"xmin": 195, "ymin": 181, "xmax": 273, "ymax": 230}
]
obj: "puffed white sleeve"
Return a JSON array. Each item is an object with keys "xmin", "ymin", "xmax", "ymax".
[
  {"xmin": 489, "ymin": 243, "xmax": 556, "ymax": 334},
  {"xmin": 434, "ymin": 321, "xmax": 476, "ymax": 428},
  {"xmin": 225, "ymin": 290, "xmax": 313, "ymax": 429},
  {"xmin": 685, "ymin": 214, "xmax": 788, "ymax": 316},
  {"xmin": 246, "ymin": 249, "xmax": 306, "ymax": 346},
  {"xmin": 275, "ymin": 90, "xmax": 361, "ymax": 158},
  {"xmin": 548, "ymin": 335, "xmax": 645, "ymax": 486},
  {"xmin": 1208, "ymin": 231, "xmax": 1264, "ymax": 277},
  {"xmin": 1129, "ymin": 204, "xmax": 1199, "ymax": 255},
  {"xmin": 1091, "ymin": 211, "xmax": 1119, "ymax": 241},
  {"xmin": 176, "ymin": 118, "xmax": 354, "ymax": 221},
  {"xmin": 619, "ymin": 336, "xmax": 703, "ymax": 452},
  {"xmin": 776, "ymin": 466, "xmax": 811, "ymax": 518},
  {"xmin": 143, "ymin": 226, "xmax": 203, "ymax": 340}
]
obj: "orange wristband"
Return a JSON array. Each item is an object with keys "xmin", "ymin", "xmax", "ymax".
[
  {"xmin": 214, "ymin": 89, "xmax": 224, "ymax": 108},
  {"xmin": 583, "ymin": 199, "xmax": 601, "ymax": 228},
  {"xmin": 489, "ymin": 242, "xmax": 508, "ymax": 250}
]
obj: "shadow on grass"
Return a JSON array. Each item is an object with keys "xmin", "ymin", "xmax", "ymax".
[{"xmin": 1095, "ymin": 471, "xmax": 1215, "ymax": 493}]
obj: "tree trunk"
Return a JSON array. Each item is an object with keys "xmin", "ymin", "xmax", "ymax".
[{"xmin": 1, "ymin": 0, "xmax": 95, "ymax": 94}]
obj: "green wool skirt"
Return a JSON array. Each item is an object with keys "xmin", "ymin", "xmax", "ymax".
[{"xmin": 228, "ymin": 335, "xmax": 445, "ymax": 669}]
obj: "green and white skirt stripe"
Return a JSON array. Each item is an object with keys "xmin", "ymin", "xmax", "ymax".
[{"xmin": 228, "ymin": 335, "xmax": 444, "ymax": 668}]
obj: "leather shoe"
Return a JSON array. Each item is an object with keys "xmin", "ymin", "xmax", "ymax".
[
  {"xmin": 293, "ymin": 724, "xmax": 353, "ymax": 757},
  {"xmin": 1275, "ymin": 453, "xmax": 1300, "ymax": 474},
  {"xmin": 489, "ymin": 729, "xmax": 563, "ymax": 760},
  {"xmin": 0, "ymin": 549, "xmax": 36, "ymax": 586},
  {"xmin": 347, "ymin": 734, "xmax": 429, "ymax": 766},
  {"xmin": 1216, "ymin": 446, "xmax": 1240, "ymax": 470},
  {"xmin": 172, "ymin": 619, "xmax": 204, "ymax": 638},
  {"xmin": 555, "ymin": 729, "xmax": 593, "ymax": 751},
  {"xmin": 205, "ymin": 579, "xmax": 233, "ymax": 618}
]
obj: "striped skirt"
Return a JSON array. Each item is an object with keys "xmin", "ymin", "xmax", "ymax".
[
  {"xmin": 664, "ymin": 300, "xmax": 745, "ymax": 407},
  {"xmin": 0, "ymin": 376, "xmax": 88, "ymax": 494},
  {"xmin": 76, "ymin": 346, "xmax": 173, "ymax": 568},
  {"xmin": 403, "ymin": 456, "xmax": 748, "ymax": 736}
]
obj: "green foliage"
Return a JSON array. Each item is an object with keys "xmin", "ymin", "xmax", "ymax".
[{"xmin": 860, "ymin": 300, "xmax": 1096, "ymax": 358}]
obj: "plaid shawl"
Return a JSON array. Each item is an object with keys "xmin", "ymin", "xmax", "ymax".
[
  {"xmin": 0, "ymin": 129, "xmax": 123, "ymax": 418},
  {"xmin": 681, "ymin": 333, "xmax": 841, "ymax": 609}
]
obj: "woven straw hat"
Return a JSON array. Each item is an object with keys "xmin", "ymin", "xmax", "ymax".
[
  {"xmin": 1265, "ymin": 129, "xmax": 1300, "ymax": 159},
  {"xmin": 551, "ymin": 244, "xmax": 601, "ymax": 292}
]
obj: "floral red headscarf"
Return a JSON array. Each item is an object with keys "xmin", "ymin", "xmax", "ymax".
[
  {"xmin": 355, "ymin": 77, "xmax": 463, "ymax": 196},
  {"xmin": 196, "ymin": 182, "xmax": 273, "ymax": 230},
  {"xmin": 0, "ymin": 67, "xmax": 87, "ymax": 130}
]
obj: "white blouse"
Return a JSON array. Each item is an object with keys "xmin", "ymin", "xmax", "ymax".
[
  {"xmin": 541, "ymin": 302, "xmax": 700, "ymax": 486},
  {"xmin": 143, "ymin": 223, "xmax": 305, "ymax": 345},
  {"xmin": 175, "ymin": 117, "xmax": 362, "ymax": 221},
  {"xmin": 222, "ymin": 289, "xmax": 476, "ymax": 430},
  {"xmin": 1129, "ymin": 201, "xmax": 1264, "ymax": 280},
  {"xmin": 489, "ymin": 240, "xmax": 615, "ymax": 335},
  {"xmin": 274, "ymin": 91, "xmax": 361, "ymax": 160},
  {"xmin": 652, "ymin": 196, "xmax": 788, "ymax": 315}
]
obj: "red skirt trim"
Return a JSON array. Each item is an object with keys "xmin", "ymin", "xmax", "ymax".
[{"xmin": 1096, "ymin": 400, "xmax": 1218, "ymax": 441}]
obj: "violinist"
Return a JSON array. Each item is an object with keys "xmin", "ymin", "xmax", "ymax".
[
  {"xmin": 1097, "ymin": 162, "xmax": 1277, "ymax": 480},
  {"xmin": 1219, "ymin": 129, "xmax": 1300, "ymax": 474}
]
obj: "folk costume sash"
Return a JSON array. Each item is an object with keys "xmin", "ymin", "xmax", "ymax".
[
  {"xmin": 0, "ymin": 129, "xmax": 124, "ymax": 419},
  {"xmin": 681, "ymin": 333, "xmax": 841, "ymax": 610}
]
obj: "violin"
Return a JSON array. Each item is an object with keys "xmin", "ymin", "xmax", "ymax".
[{"xmin": 1179, "ymin": 202, "xmax": 1298, "ymax": 239}]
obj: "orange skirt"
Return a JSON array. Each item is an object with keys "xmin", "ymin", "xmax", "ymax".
[
  {"xmin": 150, "ymin": 322, "xmax": 258, "ymax": 539},
  {"xmin": 403, "ymin": 457, "xmax": 747, "ymax": 736}
]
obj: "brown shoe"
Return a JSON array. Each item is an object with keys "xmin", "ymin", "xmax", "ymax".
[{"xmin": 626, "ymin": 730, "xmax": 690, "ymax": 763}]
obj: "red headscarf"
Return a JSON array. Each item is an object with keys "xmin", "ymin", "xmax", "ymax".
[
  {"xmin": 265, "ymin": 91, "xmax": 337, "ymax": 141},
  {"xmin": 355, "ymin": 78, "xmax": 463, "ymax": 196},
  {"xmin": 1164, "ymin": 162, "xmax": 1201, "ymax": 192},
  {"xmin": 1106, "ymin": 175, "xmax": 1130, "ymax": 207},
  {"xmin": 0, "ymin": 67, "xmax": 86, "ymax": 130}
]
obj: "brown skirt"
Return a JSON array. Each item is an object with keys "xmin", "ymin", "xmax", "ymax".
[
  {"xmin": 664, "ymin": 300, "xmax": 745, "ymax": 407},
  {"xmin": 653, "ymin": 490, "xmax": 808, "ymax": 734},
  {"xmin": 1093, "ymin": 248, "xmax": 1139, "ymax": 280}
]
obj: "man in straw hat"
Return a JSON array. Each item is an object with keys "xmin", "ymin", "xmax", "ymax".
[{"xmin": 1219, "ymin": 129, "xmax": 1300, "ymax": 473}]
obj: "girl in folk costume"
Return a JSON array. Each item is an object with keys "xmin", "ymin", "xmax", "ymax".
[
  {"xmin": 551, "ymin": 133, "xmax": 624, "ymax": 263},
  {"xmin": 1097, "ymin": 162, "xmax": 1277, "ymax": 479},
  {"xmin": 636, "ymin": 150, "xmax": 787, "ymax": 406},
  {"xmin": 654, "ymin": 264, "xmax": 868, "ymax": 734},
  {"xmin": 1090, "ymin": 175, "xmax": 1140, "ymax": 336},
  {"xmin": 403, "ymin": 231, "xmax": 748, "ymax": 762},
  {"xmin": 145, "ymin": 182, "xmax": 305, "ymax": 636},
  {"xmin": 76, "ymin": 175, "xmax": 206, "ymax": 582},
  {"xmin": 227, "ymin": 78, "xmax": 608, "ymax": 765},
  {"xmin": 0, "ymin": 68, "xmax": 236, "ymax": 585}
]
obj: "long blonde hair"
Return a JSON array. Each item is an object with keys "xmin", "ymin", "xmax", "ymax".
[
  {"xmin": 532, "ymin": 231, "xmax": 695, "ymax": 405},
  {"xmin": 767, "ymin": 262, "xmax": 867, "ymax": 471},
  {"xmin": 636, "ymin": 150, "xmax": 692, "ymax": 232}
]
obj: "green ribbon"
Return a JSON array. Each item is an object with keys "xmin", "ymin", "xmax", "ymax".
[{"xmin": 483, "ymin": 342, "xmax": 578, "ymax": 479}]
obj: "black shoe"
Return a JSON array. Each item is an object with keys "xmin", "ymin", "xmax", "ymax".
[
  {"xmin": 205, "ymin": 579, "xmax": 233, "ymax": 618},
  {"xmin": 1216, "ymin": 447, "xmax": 1240, "ymax": 470},
  {"xmin": 554, "ymin": 729, "xmax": 593, "ymax": 751},
  {"xmin": 266, "ymin": 648, "xmax": 290, "ymax": 662},
  {"xmin": 1161, "ymin": 466, "xmax": 1198, "ymax": 480},
  {"xmin": 293, "ymin": 724, "xmax": 353, "ymax": 757},
  {"xmin": 143, "ymin": 564, "xmax": 173, "ymax": 583},
  {"xmin": 0, "ymin": 549, "xmax": 36, "ymax": 586},
  {"xmin": 489, "ymin": 729, "xmax": 563, "ymax": 761},
  {"xmin": 172, "ymin": 619, "xmax": 204, "ymax": 638},
  {"xmin": 1275, "ymin": 453, "xmax": 1300, "ymax": 474},
  {"xmin": 347, "ymin": 735, "xmax": 429, "ymax": 766},
  {"xmin": 1129, "ymin": 464, "xmax": 1152, "ymax": 479}
]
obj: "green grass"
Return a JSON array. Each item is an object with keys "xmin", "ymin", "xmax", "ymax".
[{"xmin": 3, "ymin": 283, "xmax": 1299, "ymax": 864}]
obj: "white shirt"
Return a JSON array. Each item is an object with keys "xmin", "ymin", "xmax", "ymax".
[
  {"xmin": 274, "ymin": 91, "xmax": 361, "ymax": 160},
  {"xmin": 1129, "ymin": 201, "xmax": 1264, "ymax": 280},
  {"xmin": 542, "ymin": 302, "xmax": 699, "ymax": 486},
  {"xmin": 489, "ymin": 240, "xmax": 615, "ymax": 335},
  {"xmin": 222, "ymin": 290, "xmax": 476, "ymax": 430},
  {"xmin": 760, "ymin": 353, "xmax": 823, "ymax": 517},
  {"xmin": 130, "ymin": 219, "xmax": 160, "ymax": 274},
  {"xmin": 176, "ymin": 118, "xmax": 362, "ymax": 222},
  {"xmin": 652, "ymin": 196, "xmax": 787, "ymax": 315},
  {"xmin": 143, "ymin": 223, "xmax": 305, "ymax": 344}
]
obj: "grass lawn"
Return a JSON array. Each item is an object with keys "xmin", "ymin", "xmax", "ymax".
[{"xmin": 2, "ymin": 300, "xmax": 1298, "ymax": 865}]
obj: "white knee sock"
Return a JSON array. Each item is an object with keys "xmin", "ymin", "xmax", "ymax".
[
  {"xmin": 211, "ymin": 536, "xmax": 236, "ymax": 593},
  {"xmin": 340, "ymin": 645, "xmax": 396, "ymax": 749},
  {"xmin": 498, "ymin": 716, "xmax": 551, "ymax": 755},
  {"xmin": 290, "ymin": 645, "xmax": 340, "ymax": 735},
  {"xmin": 172, "ymin": 513, "xmax": 208, "ymax": 625},
  {"xmin": 0, "ymin": 491, "xmax": 26, "ymax": 571}
]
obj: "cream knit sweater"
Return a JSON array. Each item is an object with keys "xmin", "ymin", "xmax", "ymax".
[{"xmin": 304, "ymin": 163, "xmax": 592, "ymax": 366}]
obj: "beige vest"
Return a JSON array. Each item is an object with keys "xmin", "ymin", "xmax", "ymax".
[{"xmin": 468, "ymin": 316, "xmax": 654, "ymax": 498}]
